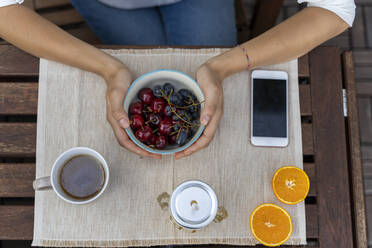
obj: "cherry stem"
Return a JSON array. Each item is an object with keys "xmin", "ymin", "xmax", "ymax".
[
  {"xmin": 176, "ymin": 127, "xmax": 183, "ymax": 139},
  {"xmin": 159, "ymin": 89, "xmax": 200, "ymax": 127},
  {"xmin": 174, "ymin": 101, "xmax": 205, "ymax": 109}
]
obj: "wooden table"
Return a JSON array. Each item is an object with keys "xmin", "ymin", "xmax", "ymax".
[{"xmin": 0, "ymin": 45, "xmax": 367, "ymax": 248}]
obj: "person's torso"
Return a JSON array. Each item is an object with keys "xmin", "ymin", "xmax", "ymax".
[{"xmin": 97, "ymin": 0, "xmax": 182, "ymax": 9}]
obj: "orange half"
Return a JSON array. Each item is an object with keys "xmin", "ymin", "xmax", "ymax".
[
  {"xmin": 250, "ymin": 203, "xmax": 293, "ymax": 247},
  {"xmin": 272, "ymin": 166, "xmax": 310, "ymax": 205}
]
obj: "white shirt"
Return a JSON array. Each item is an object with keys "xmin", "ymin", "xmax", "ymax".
[{"xmin": 0, "ymin": 0, "xmax": 356, "ymax": 27}]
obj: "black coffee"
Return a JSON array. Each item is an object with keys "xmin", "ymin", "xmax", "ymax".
[{"xmin": 59, "ymin": 155, "xmax": 105, "ymax": 199}]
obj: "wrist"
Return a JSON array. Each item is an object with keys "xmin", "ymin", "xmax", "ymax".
[
  {"xmin": 205, "ymin": 46, "xmax": 249, "ymax": 80},
  {"xmin": 204, "ymin": 56, "xmax": 229, "ymax": 81},
  {"xmin": 100, "ymin": 57, "xmax": 127, "ymax": 83}
]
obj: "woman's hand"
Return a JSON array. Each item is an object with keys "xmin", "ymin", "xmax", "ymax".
[
  {"xmin": 175, "ymin": 61, "xmax": 224, "ymax": 159},
  {"xmin": 104, "ymin": 64, "xmax": 161, "ymax": 159}
]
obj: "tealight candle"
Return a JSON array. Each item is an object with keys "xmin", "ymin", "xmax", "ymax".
[{"xmin": 170, "ymin": 180, "xmax": 218, "ymax": 230}]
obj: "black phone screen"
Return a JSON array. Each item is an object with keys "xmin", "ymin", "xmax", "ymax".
[{"xmin": 252, "ymin": 78, "xmax": 287, "ymax": 138}]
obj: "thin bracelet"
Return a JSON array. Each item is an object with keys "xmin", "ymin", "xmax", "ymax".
[{"xmin": 238, "ymin": 44, "xmax": 251, "ymax": 70}]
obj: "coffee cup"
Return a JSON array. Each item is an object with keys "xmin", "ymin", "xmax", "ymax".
[{"xmin": 33, "ymin": 147, "xmax": 109, "ymax": 204}]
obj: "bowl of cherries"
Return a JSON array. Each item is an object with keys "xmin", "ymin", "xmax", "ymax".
[{"xmin": 123, "ymin": 69, "xmax": 205, "ymax": 155}]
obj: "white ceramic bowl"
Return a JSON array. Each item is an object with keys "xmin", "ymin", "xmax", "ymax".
[{"xmin": 123, "ymin": 69, "xmax": 205, "ymax": 155}]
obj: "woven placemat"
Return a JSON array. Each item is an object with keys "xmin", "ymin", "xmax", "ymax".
[{"xmin": 33, "ymin": 48, "xmax": 306, "ymax": 247}]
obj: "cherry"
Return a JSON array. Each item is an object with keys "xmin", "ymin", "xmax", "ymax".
[
  {"xmin": 158, "ymin": 118, "xmax": 173, "ymax": 135},
  {"xmin": 130, "ymin": 114, "xmax": 144, "ymax": 130},
  {"xmin": 155, "ymin": 135, "xmax": 167, "ymax": 149},
  {"xmin": 138, "ymin": 88, "xmax": 154, "ymax": 105},
  {"xmin": 151, "ymin": 98, "xmax": 165, "ymax": 113},
  {"xmin": 171, "ymin": 118, "xmax": 178, "ymax": 125},
  {"xmin": 147, "ymin": 113, "xmax": 161, "ymax": 125},
  {"xmin": 135, "ymin": 126, "xmax": 152, "ymax": 142},
  {"xmin": 148, "ymin": 134, "xmax": 157, "ymax": 145},
  {"xmin": 129, "ymin": 101, "xmax": 143, "ymax": 115},
  {"xmin": 168, "ymin": 134, "xmax": 177, "ymax": 145}
]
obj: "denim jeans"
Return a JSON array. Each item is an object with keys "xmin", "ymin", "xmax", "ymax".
[{"xmin": 70, "ymin": 0, "xmax": 237, "ymax": 46}]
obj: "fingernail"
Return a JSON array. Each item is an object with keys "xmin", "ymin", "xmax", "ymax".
[
  {"xmin": 201, "ymin": 115, "xmax": 210, "ymax": 126},
  {"xmin": 120, "ymin": 118, "xmax": 129, "ymax": 128}
]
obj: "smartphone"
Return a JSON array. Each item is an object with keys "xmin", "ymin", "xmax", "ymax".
[{"xmin": 251, "ymin": 70, "xmax": 288, "ymax": 147}]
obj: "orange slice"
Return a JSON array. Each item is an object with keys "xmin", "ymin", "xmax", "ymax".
[
  {"xmin": 250, "ymin": 203, "xmax": 293, "ymax": 247},
  {"xmin": 272, "ymin": 166, "xmax": 310, "ymax": 205}
]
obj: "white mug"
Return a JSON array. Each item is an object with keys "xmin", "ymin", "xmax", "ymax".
[{"xmin": 33, "ymin": 147, "xmax": 109, "ymax": 204}]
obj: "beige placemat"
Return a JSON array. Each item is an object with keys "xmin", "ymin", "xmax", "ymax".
[{"xmin": 33, "ymin": 48, "xmax": 306, "ymax": 247}]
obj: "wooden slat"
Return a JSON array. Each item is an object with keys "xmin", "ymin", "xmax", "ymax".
[
  {"xmin": 299, "ymin": 84, "xmax": 311, "ymax": 116},
  {"xmin": 34, "ymin": 0, "xmax": 70, "ymax": 9},
  {"xmin": 322, "ymin": 31, "xmax": 350, "ymax": 49},
  {"xmin": 0, "ymin": 164, "xmax": 35, "ymax": 197},
  {"xmin": 0, "ymin": 123, "xmax": 36, "ymax": 157},
  {"xmin": 364, "ymin": 7, "xmax": 372, "ymax": 48},
  {"xmin": 362, "ymin": 145, "xmax": 372, "ymax": 160},
  {"xmin": 276, "ymin": 8, "xmax": 284, "ymax": 25},
  {"xmin": 0, "ymin": 83, "xmax": 38, "ymax": 115},
  {"xmin": 362, "ymin": 159, "xmax": 372, "ymax": 178},
  {"xmin": 355, "ymin": 67, "xmax": 372, "ymax": 80},
  {"xmin": 298, "ymin": 54, "xmax": 310, "ymax": 77},
  {"xmin": 365, "ymin": 196, "xmax": 372, "ymax": 246},
  {"xmin": 0, "ymin": 45, "xmax": 39, "ymax": 77},
  {"xmin": 310, "ymin": 47, "xmax": 353, "ymax": 247},
  {"xmin": 304, "ymin": 163, "xmax": 316, "ymax": 197},
  {"xmin": 1, "ymin": 240, "xmax": 32, "ymax": 248},
  {"xmin": 235, "ymin": 0, "xmax": 250, "ymax": 43},
  {"xmin": 235, "ymin": 0, "xmax": 248, "ymax": 27},
  {"xmin": 358, "ymin": 97, "xmax": 372, "ymax": 143},
  {"xmin": 357, "ymin": 82, "xmax": 372, "ymax": 96},
  {"xmin": 354, "ymin": 0, "xmax": 372, "ymax": 4},
  {"xmin": 250, "ymin": 0, "xmax": 284, "ymax": 38},
  {"xmin": 343, "ymin": 51, "xmax": 368, "ymax": 248},
  {"xmin": 283, "ymin": 0, "xmax": 300, "ymax": 6},
  {"xmin": 41, "ymin": 8, "xmax": 84, "ymax": 26},
  {"xmin": 285, "ymin": 5, "xmax": 299, "ymax": 18},
  {"xmin": 364, "ymin": 178, "xmax": 372, "ymax": 196},
  {"xmin": 353, "ymin": 50, "xmax": 372, "ymax": 66},
  {"xmin": 0, "ymin": 206, "xmax": 33, "ymax": 240},
  {"xmin": 22, "ymin": 0, "xmax": 35, "ymax": 10},
  {"xmin": 66, "ymin": 25, "xmax": 102, "ymax": 44},
  {"xmin": 351, "ymin": 7, "xmax": 366, "ymax": 48},
  {"xmin": 302, "ymin": 123, "xmax": 314, "ymax": 155},
  {"xmin": 306, "ymin": 204, "xmax": 319, "ymax": 239}
]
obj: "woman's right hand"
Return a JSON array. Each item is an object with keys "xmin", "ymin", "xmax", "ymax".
[
  {"xmin": 104, "ymin": 63, "xmax": 161, "ymax": 159},
  {"xmin": 175, "ymin": 60, "xmax": 225, "ymax": 159}
]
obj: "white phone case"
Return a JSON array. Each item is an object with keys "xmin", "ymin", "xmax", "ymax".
[{"xmin": 250, "ymin": 70, "xmax": 289, "ymax": 147}]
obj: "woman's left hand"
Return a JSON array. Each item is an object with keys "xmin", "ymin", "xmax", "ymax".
[
  {"xmin": 105, "ymin": 64, "xmax": 161, "ymax": 159},
  {"xmin": 175, "ymin": 61, "xmax": 224, "ymax": 159}
]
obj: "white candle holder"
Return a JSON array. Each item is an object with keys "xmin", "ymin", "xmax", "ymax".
[{"xmin": 170, "ymin": 180, "xmax": 218, "ymax": 230}]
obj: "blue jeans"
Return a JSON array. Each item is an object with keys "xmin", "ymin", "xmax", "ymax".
[{"xmin": 70, "ymin": 0, "xmax": 237, "ymax": 46}]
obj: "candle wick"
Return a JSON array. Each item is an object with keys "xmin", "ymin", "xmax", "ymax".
[{"xmin": 191, "ymin": 200, "xmax": 199, "ymax": 210}]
